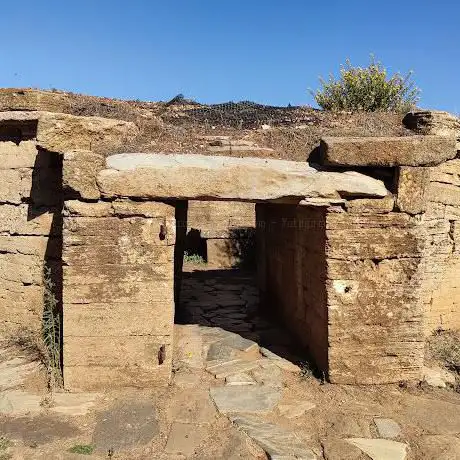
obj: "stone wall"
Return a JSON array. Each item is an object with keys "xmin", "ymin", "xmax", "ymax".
[
  {"xmin": 422, "ymin": 159, "xmax": 460, "ymax": 333},
  {"xmin": 186, "ymin": 201, "xmax": 255, "ymax": 267},
  {"xmin": 62, "ymin": 200, "xmax": 176, "ymax": 390},
  {"xmin": 0, "ymin": 137, "xmax": 62, "ymax": 337},
  {"xmin": 257, "ymin": 204, "xmax": 328, "ymax": 371},
  {"xmin": 257, "ymin": 200, "xmax": 426, "ymax": 384}
]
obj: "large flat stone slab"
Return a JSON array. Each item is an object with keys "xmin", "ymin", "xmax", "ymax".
[
  {"xmin": 230, "ymin": 414, "xmax": 316, "ymax": 459},
  {"xmin": 320, "ymin": 135, "xmax": 456, "ymax": 166},
  {"xmin": 97, "ymin": 153, "xmax": 388, "ymax": 201},
  {"xmin": 210, "ymin": 385, "xmax": 281, "ymax": 414}
]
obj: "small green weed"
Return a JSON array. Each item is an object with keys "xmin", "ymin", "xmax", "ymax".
[
  {"xmin": 68, "ymin": 444, "xmax": 94, "ymax": 455},
  {"xmin": 184, "ymin": 251, "xmax": 206, "ymax": 264}
]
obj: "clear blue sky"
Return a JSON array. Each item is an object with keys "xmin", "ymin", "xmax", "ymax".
[{"xmin": 1, "ymin": 1, "xmax": 458, "ymax": 113}]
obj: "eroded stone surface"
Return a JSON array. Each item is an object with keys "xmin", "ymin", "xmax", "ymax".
[
  {"xmin": 320, "ymin": 135, "xmax": 456, "ymax": 166},
  {"xmin": 98, "ymin": 153, "xmax": 388, "ymax": 201},
  {"xmin": 374, "ymin": 418, "xmax": 402, "ymax": 439},
  {"xmin": 210, "ymin": 386, "xmax": 281, "ymax": 414}
]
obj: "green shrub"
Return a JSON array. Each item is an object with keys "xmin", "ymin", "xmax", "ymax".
[{"xmin": 311, "ymin": 56, "xmax": 420, "ymax": 112}]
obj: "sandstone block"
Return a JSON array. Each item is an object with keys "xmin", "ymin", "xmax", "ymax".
[
  {"xmin": 97, "ymin": 153, "xmax": 388, "ymax": 201},
  {"xmin": 64, "ymin": 302, "xmax": 174, "ymax": 337},
  {"xmin": 396, "ymin": 166, "xmax": 431, "ymax": 214},
  {"xmin": 427, "ymin": 182, "xmax": 460, "ymax": 206},
  {"xmin": 0, "ymin": 204, "xmax": 59, "ymax": 236},
  {"xmin": 111, "ymin": 200, "xmax": 175, "ymax": 218},
  {"xmin": 345, "ymin": 195, "xmax": 394, "ymax": 214},
  {"xmin": 63, "ymin": 243, "xmax": 173, "ymax": 266},
  {"xmin": 0, "ymin": 169, "xmax": 30, "ymax": 204},
  {"xmin": 0, "ymin": 235, "xmax": 60, "ymax": 258},
  {"xmin": 63, "ymin": 150, "xmax": 104, "ymax": 200},
  {"xmin": 0, "ymin": 141, "xmax": 38, "ymax": 169},
  {"xmin": 320, "ymin": 135, "xmax": 456, "ymax": 166},
  {"xmin": 63, "ymin": 280, "xmax": 173, "ymax": 304},
  {"xmin": 403, "ymin": 110, "xmax": 460, "ymax": 143},
  {"xmin": 0, "ymin": 253, "xmax": 45, "ymax": 285},
  {"xmin": 36, "ymin": 111, "xmax": 139, "ymax": 154},
  {"xmin": 63, "ymin": 336, "xmax": 172, "ymax": 367},
  {"xmin": 64, "ymin": 364, "xmax": 171, "ymax": 391},
  {"xmin": 63, "ymin": 263, "xmax": 172, "ymax": 285},
  {"xmin": 64, "ymin": 200, "xmax": 113, "ymax": 217}
]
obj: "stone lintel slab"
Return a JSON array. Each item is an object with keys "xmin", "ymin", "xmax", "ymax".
[
  {"xmin": 97, "ymin": 153, "xmax": 388, "ymax": 201},
  {"xmin": 320, "ymin": 135, "xmax": 456, "ymax": 167}
]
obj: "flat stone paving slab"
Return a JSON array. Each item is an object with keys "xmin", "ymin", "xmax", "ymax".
[
  {"xmin": 92, "ymin": 399, "xmax": 159, "ymax": 451},
  {"xmin": 164, "ymin": 422, "xmax": 209, "ymax": 456},
  {"xmin": 374, "ymin": 417, "xmax": 402, "ymax": 439},
  {"xmin": 230, "ymin": 414, "xmax": 317, "ymax": 459},
  {"xmin": 0, "ymin": 390, "xmax": 42, "ymax": 415},
  {"xmin": 0, "ymin": 415, "xmax": 80, "ymax": 446},
  {"xmin": 210, "ymin": 385, "xmax": 281, "ymax": 415},
  {"xmin": 206, "ymin": 359, "xmax": 261, "ymax": 379},
  {"xmin": 225, "ymin": 372, "xmax": 256, "ymax": 386},
  {"xmin": 346, "ymin": 438, "xmax": 408, "ymax": 460}
]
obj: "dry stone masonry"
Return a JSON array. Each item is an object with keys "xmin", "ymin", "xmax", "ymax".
[{"xmin": 0, "ymin": 108, "xmax": 458, "ymax": 390}]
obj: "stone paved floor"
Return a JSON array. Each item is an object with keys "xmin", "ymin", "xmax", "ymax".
[{"xmin": 177, "ymin": 267, "xmax": 301, "ymax": 362}]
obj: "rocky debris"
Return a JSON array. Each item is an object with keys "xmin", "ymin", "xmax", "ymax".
[
  {"xmin": 210, "ymin": 386, "xmax": 281, "ymax": 415},
  {"xmin": 230, "ymin": 414, "xmax": 317, "ymax": 459},
  {"xmin": 422, "ymin": 365, "xmax": 456, "ymax": 388},
  {"xmin": 99, "ymin": 153, "xmax": 389, "ymax": 201},
  {"xmin": 92, "ymin": 399, "xmax": 159, "ymax": 451},
  {"xmin": 278, "ymin": 401, "xmax": 316, "ymax": 419},
  {"xmin": 320, "ymin": 135, "xmax": 456, "ymax": 167},
  {"xmin": 346, "ymin": 438, "xmax": 408, "ymax": 460},
  {"xmin": 373, "ymin": 418, "xmax": 402, "ymax": 439}
]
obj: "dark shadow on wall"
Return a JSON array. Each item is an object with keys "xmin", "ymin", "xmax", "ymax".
[
  {"xmin": 27, "ymin": 148, "xmax": 64, "ymax": 380},
  {"xmin": 224, "ymin": 227, "xmax": 257, "ymax": 269},
  {"xmin": 184, "ymin": 228, "xmax": 208, "ymax": 261}
]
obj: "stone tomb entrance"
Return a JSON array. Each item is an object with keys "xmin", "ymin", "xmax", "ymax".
[
  {"xmin": 1, "ymin": 110, "xmax": 456, "ymax": 393},
  {"xmin": 62, "ymin": 150, "xmax": 435, "ymax": 391}
]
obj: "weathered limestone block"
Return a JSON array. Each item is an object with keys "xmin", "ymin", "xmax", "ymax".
[
  {"xmin": 430, "ymin": 159, "xmax": 460, "ymax": 188},
  {"xmin": 111, "ymin": 200, "xmax": 176, "ymax": 218},
  {"xmin": 0, "ymin": 235, "xmax": 60, "ymax": 258},
  {"xmin": 396, "ymin": 167, "xmax": 431, "ymax": 214},
  {"xmin": 36, "ymin": 112, "xmax": 139, "ymax": 154},
  {"xmin": 427, "ymin": 182, "xmax": 460, "ymax": 206},
  {"xmin": 0, "ymin": 141, "xmax": 38, "ymax": 169},
  {"xmin": 64, "ymin": 302, "xmax": 173, "ymax": 336},
  {"xmin": 97, "ymin": 153, "xmax": 388, "ymax": 201},
  {"xmin": 325, "ymin": 211, "xmax": 425, "ymax": 384},
  {"xmin": 63, "ymin": 280, "xmax": 173, "ymax": 304},
  {"xmin": 64, "ymin": 200, "xmax": 113, "ymax": 217},
  {"xmin": 345, "ymin": 195, "xmax": 394, "ymax": 214},
  {"xmin": 64, "ymin": 364, "xmax": 171, "ymax": 391},
  {"xmin": 63, "ymin": 201, "xmax": 176, "ymax": 391},
  {"xmin": 0, "ymin": 111, "xmax": 139, "ymax": 154},
  {"xmin": 0, "ymin": 170, "xmax": 31, "ymax": 204},
  {"xmin": 0, "ymin": 253, "xmax": 44, "ymax": 285},
  {"xmin": 63, "ymin": 151, "xmax": 104, "ymax": 200},
  {"xmin": 0, "ymin": 204, "xmax": 59, "ymax": 236},
  {"xmin": 403, "ymin": 110, "xmax": 460, "ymax": 150},
  {"xmin": 320, "ymin": 135, "xmax": 456, "ymax": 166},
  {"xmin": 63, "ymin": 243, "xmax": 173, "ymax": 266}
]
